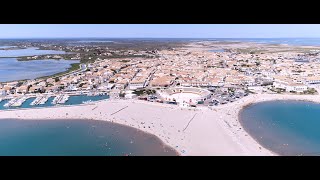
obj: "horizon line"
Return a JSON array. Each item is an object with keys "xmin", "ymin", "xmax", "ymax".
[{"xmin": 0, "ymin": 37, "xmax": 320, "ymax": 39}]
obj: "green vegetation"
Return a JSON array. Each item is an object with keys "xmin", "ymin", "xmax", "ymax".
[
  {"xmin": 228, "ymin": 88, "xmax": 235, "ymax": 93},
  {"xmin": 236, "ymin": 48, "xmax": 267, "ymax": 54},
  {"xmin": 245, "ymin": 89, "xmax": 254, "ymax": 94},
  {"xmin": 302, "ymin": 88, "xmax": 318, "ymax": 95},
  {"xmin": 119, "ymin": 92, "xmax": 125, "ymax": 97},
  {"xmin": 270, "ymin": 87, "xmax": 285, "ymax": 94},
  {"xmin": 119, "ymin": 60, "xmax": 130, "ymax": 63},
  {"xmin": 241, "ymin": 64, "xmax": 250, "ymax": 67},
  {"xmin": 35, "ymin": 63, "xmax": 80, "ymax": 81},
  {"xmin": 292, "ymin": 70, "xmax": 305, "ymax": 73},
  {"xmin": 55, "ymin": 77, "xmax": 60, "ymax": 82},
  {"xmin": 16, "ymin": 82, "xmax": 23, "ymax": 87},
  {"xmin": 133, "ymin": 89, "xmax": 156, "ymax": 96}
]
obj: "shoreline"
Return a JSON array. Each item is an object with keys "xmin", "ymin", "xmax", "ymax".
[
  {"xmin": 3, "ymin": 93, "xmax": 320, "ymax": 155},
  {"xmin": 0, "ymin": 118, "xmax": 180, "ymax": 156},
  {"xmin": 0, "ymin": 96, "xmax": 273, "ymax": 155},
  {"xmin": 221, "ymin": 93, "xmax": 320, "ymax": 156}
]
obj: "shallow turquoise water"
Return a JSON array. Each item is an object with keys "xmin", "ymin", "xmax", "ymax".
[
  {"xmin": 240, "ymin": 100, "xmax": 320, "ymax": 156},
  {"xmin": 0, "ymin": 119, "xmax": 177, "ymax": 156}
]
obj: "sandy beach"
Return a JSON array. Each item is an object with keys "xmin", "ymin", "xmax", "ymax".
[{"xmin": 2, "ymin": 93, "xmax": 320, "ymax": 156}]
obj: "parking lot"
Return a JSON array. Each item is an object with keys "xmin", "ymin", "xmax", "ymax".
[{"xmin": 203, "ymin": 87, "xmax": 248, "ymax": 107}]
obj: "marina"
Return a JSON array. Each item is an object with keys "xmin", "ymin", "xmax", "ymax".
[
  {"xmin": 0, "ymin": 94, "xmax": 109, "ymax": 110},
  {"xmin": 52, "ymin": 95, "xmax": 70, "ymax": 104}
]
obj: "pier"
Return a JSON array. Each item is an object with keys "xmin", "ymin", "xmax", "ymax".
[
  {"xmin": 0, "ymin": 92, "xmax": 109, "ymax": 110},
  {"xmin": 4, "ymin": 96, "xmax": 29, "ymax": 108},
  {"xmin": 52, "ymin": 95, "xmax": 70, "ymax": 104},
  {"xmin": 30, "ymin": 95, "xmax": 51, "ymax": 106}
]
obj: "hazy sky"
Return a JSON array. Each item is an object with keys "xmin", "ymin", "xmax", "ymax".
[{"xmin": 0, "ymin": 24, "xmax": 320, "ymax": 38}]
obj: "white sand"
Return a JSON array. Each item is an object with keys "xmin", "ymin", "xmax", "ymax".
[{"xmin": 1, "ymin": 93, "xmax": 318, "ymax": 156}]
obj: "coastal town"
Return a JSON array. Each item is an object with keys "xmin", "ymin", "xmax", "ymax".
[
  {"xmin": 4, "ymin": 22, "xmax": 320, "ymax": 157},
  {"xmin": 3, "ymin": 38, "xmax": 320, "ymax": 155},
  {"xmin": 1, "ymin": 40, "xmax": 320, "ymax": 109}
]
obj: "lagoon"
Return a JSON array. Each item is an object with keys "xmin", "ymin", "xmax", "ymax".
[
  {"xmin": 209, "ymin": 49, "xmax": 225, "ymax": 52},
  {"xmin": 0, "ymin": 47, "xmax": 66, "ymax": 57},
  {"xmin": 0, "ymin": 58, "xmax": 79, "ymax": 82},
  {"xmin": 0, "ymin": 47, "xmax": 79, "ymax": 82},
  {"xmin": 0, "ymin": 46, "xmax": 16, "ymax": 49}
]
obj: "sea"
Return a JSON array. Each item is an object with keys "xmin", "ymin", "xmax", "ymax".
[
  {"xmin": 0, "ymin": 44, "xmax": 178, "ymax": 156},
  {"xmin": 4, "ymin": 38, "xmax": 320, "ymax": 156},
  {"xmin": 0, "ymin": 119, "xmax": 178, "ymax": 156},
  {"xmin": 240, "ymin": 100, "xmax": 320, "ymax": 156},
  {"xmin": 206, "ymin": 38, "xmax": 320, "ymax": 46},
  {"xmin": 71, "ymin": 38, "xmax": 320, "ymax": 46}
]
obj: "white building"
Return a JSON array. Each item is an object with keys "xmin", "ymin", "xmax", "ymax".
[
  {"xmin": 0, "ymin": 89, "xmax": 6, "ymax": 96},
  {"xmin": 125, "ymin": 93, "xmax": 137, "ymax": 99},
  {"xmin": 248, "ymin": 86, "xmax": 265, "ymax": 93},
  {"xmin": 98, "ymin": 83, "xmax": 115, "ymax": 90},
  {"xmin": 157, "ymin": 87, "xmax": 211, "ymax": 105},
  {"xmin": 129, "ymin": 81, "xmax": 145, "ymax": 90},
  {"xmin": 66, "ymin": 84, "xmax": 78, "ymax": 91},
  {"xmin": 286, "ymin": 84, "xmax": 308, "ymax": 92},
  {"xmin": 129, "ymin": 77, "xmax": 146, "ymax": 90},
  {"xmin": 305, "ymin": 76, "xmax": 320, "ymax": 85},
  {"xmin": 274, "ymin": 81, "xmax": 308, "ymax": 92}
]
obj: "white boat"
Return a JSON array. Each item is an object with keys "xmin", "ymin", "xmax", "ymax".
[
  {"xmin": 87, "ymin": 92, "xmax": 95, "ymax": 96},
  {"xmin": 82, "ymin": 100, "xmax": 93, "ymax": 104},
  {"xmin": 11, "ymin": 97, "xmax": 28, "ymax": 107},
  {"xmin": 4, "ymin": 98, "xmax": 18, "ymax": 107},
  {"xmin": 52, "ymin": 95, "xmax": 62, "ymax": 104},
  {"xmin": 39, "ymin": 95, "xmax": 50, "ymax": 105},
  {"xmin": 52, "ymin": 95, "xmax": 69, "ymax": 104},
  {"xmin": 30, "ymin": 96, "xmax": 42, "ymax": 106},
  {"xmin": 31, "ymin": 95, "xmax": 51, "ymax": 106},
  {"xmin": 58, "ymin": 95, "xmax": 69, "ymax": 104}
]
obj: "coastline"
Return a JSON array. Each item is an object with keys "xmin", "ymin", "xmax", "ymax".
[
  {"xmin": 0, "ymin": 95, "xmax": 279, "ymax": 156},
  {"xmin": 219, "ymin": 93, "xmax": 320, "ymax": 156},
  {"xmin": 4, "ymin": 92, "xmax": 320, "ymax": 155}
]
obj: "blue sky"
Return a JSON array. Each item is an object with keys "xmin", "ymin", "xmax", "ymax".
[{"xmin": 0, "ymin": 24, "xmax": 320, "ymax": 38}]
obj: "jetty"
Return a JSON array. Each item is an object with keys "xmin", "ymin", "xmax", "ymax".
[
  {"xmin": 4, "ymin": 96, "xmax": 28, "ymax": 107},
  {"xmin": 31, "ymin": 95, "xmax": 51, "ymax": 106},
  {"xmin": 52, "ymin": 95, "xmax": 70, "ymax": 104},
  {"xmin": 87, "ymin": 92, "xmax": 107, "ymax": 96}
]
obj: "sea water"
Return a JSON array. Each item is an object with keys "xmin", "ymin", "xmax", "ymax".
[
  {"xmin": 0, "ymin": 119, "xmax": 178, "ymax": 156},
  {"xmin": 240, "ymin": 100, "xmax": 320, "ymax": 156}
]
